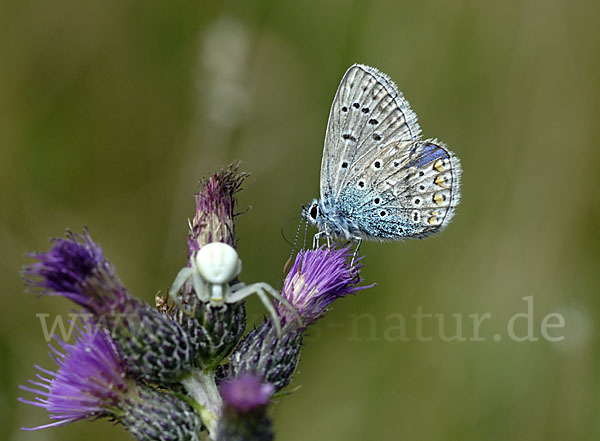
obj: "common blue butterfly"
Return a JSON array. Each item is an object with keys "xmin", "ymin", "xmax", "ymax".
[{"xmin": 303, "ymin": 64, "xmax": 462, "ymax": 245}]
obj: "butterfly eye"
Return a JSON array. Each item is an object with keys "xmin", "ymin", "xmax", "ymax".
[{"xmin": 310, "ymin": 205, "xmax": 319, "ymax": 219}]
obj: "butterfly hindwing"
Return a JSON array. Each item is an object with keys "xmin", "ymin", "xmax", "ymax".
[{"xmin": 334, "ymin": 139, "xmax": 461, "ymax": 239}]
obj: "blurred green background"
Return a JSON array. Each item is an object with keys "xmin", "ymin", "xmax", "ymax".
[{"xmin": 2, "ymin": 0, "xmax": 599, "ymax": 440}]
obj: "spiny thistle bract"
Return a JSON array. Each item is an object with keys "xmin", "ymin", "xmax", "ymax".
[{"xmin": 19, "ymin": 163, "xmax": 373, "ymax": 440}]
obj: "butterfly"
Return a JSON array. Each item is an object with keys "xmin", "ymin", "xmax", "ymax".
[{"xmin": 302, "ymin": 64, "xmax": 462, "ymax": 247}]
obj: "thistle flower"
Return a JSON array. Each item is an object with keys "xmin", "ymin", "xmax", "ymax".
[
  {"xmin": 216, "ymin": 374, "xmax": 274, "ymax": 441},
  {"xmin": 280, "ymin": 243, "xmax": 373, "ymax": 325},
  {"xmin": 23, "ymin": 230, "xmax": 195, "ymax": 383},
  {"xmin": 18, "ymin": 164, "xmax": 378, "ymax": 441},
  {"xmin": 230, "ymin": 243, "xmax": 372, "ymax": 391},
  {"xmin": 19, "ymin": 321, "xmax": 202, "ymax": 440},
  {"xmin": 167, "ymin": 163, "xmax": 250, "ymax": 368},
  {"xmin": 188, "ymin": 162, "xmax": 249, "ymax": 253},
  {"xmin": 19, "ymin": 320, "xmax": 127, "ymax": 430},
  {"xmin": 23, "ymin": 229, "xmax": 125, "ymax": 311}
]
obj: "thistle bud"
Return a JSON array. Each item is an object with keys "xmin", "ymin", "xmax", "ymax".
[
  {"xmin": 230, "ymin": 321, "xmax": 303, "ymax": 392},
  {"xmin": 188, "ymin": 162, "xmax": 248, "ymax": 253},
  {"xmin": 216, "ymin": 374, "xmax": 274, "ymax": 441}
]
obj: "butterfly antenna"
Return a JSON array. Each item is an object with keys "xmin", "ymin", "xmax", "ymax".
[
  {"xmin": 281, "ymin": 215, "xmax": 303, "ymax": 273},
  {"xmin": 302, "ymin": 217, "xmax": 309, "ymax": 250},
  {"xmin": 280, "ymin": 215, "xmax": 303, "ymax": 247}
]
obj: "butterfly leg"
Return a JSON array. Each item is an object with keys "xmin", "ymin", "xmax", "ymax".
[
  {"xmin": 350, "ymin": 239, "xmax": 362, "ymax": 266},
  {"xmin": 312, "ymin": 231, "xmax": 324, "ymax": 248}
]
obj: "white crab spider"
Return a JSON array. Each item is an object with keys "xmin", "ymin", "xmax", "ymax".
[{"xmin": 169, "ymin": 242, "xmax": 299, "ymax": 335}]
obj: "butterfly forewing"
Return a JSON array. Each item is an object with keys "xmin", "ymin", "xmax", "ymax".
[{"xmin": 320, "ymin": 64, "xmax": 422, "ymax": 202}]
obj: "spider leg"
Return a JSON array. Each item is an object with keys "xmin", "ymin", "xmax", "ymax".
[
  {"xmin": 225, "ymin": 285, "xmax": 254, "ymax": 303},
  {"xmin": 191, "ymin": 268, "xmax": 210, "ymax": 303},
  {"xmin": 188, "ymin": 255, "xmax": 210, "ymax": 303},
  {"xmin": 169, "ymin": 267, "xmax": 193, "ymax": 307},
  {"xmin": 226, "ymin": 285, "xmax": 282, "ymax": 336},
  {"xmin": 254, "ymin": 288, "xmax": 283, "ymax": 336},
  {"xmin": 229, "ymin": 282, "xmax": 245, "ymax": 291},
  {"xmin": 252, "ymin": 282, "xmax": 303, "ymax": 328}
]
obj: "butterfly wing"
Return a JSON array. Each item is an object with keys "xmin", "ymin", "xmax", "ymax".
[
  {"xmin": 320, "ymin": 64, "xmax": 421, "ymax": 202},
  {"xmin": 337, "ymin": 139, "xmax": 462, "ymax": 239}
]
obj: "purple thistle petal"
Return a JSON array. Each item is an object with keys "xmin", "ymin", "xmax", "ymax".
[
  {"xmin": 218, "ymin": 374, "xmax": 274, "ymax": 440},
  {"xmin": 22, "ymin": 229, "xmax": 137, "ymax": 315},
  {"xmin": 188, "ymin": 163, "xmax": 249, "ymax": 254},
  {"xmin": 23, "ymin": 230, "xmax": 197, "ymax": 384},
  {"xmin": 19, "ymin": 319, "xmax": 129, "ymax": 430},
  {"xmin": 281, "ymin": 243, "xmax": 374, "ymax": 324},
  {"xmin": 220, "ymin": 374, "xmax": 274, "ymax": 413}
]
